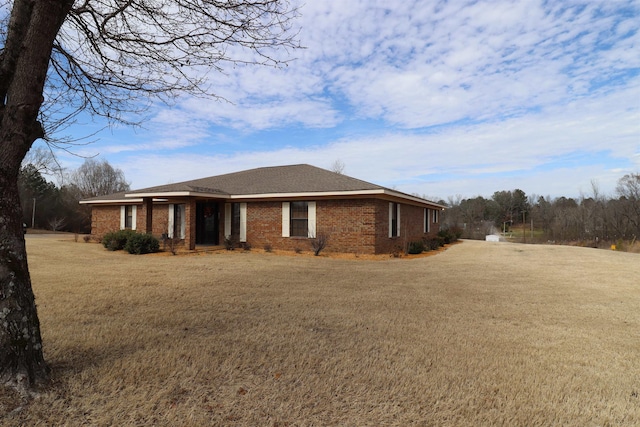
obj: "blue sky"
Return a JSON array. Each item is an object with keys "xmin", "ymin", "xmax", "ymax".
[{"xmin": 50, "ymin": 0, "xmax": 639, "ymax": 200}]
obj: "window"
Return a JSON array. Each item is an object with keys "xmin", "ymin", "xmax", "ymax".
[
  {"xmin": 433, "ymin": 209, "xmax": 439, "ymax": 224},
  {"xmin": 225, "ymin": 203, "xmax": 247, "ymax": 242},
  {"xmin": 389, "ymin": 202, "xmax": 400, "ymax": 238},
  {"xmin": 232, "ymin": 203, "xmax": 241, "ymax": 236},
  {"xmin": 120, "ymin": 205, "xmax": 137, "ymax": 230},
  {"xmin": 173, "ymin": 204, "xmax": 184, "ymax": 239},
  {"xmin": 282, "ymin": 201, "xmax": 316, "ymax": 238},
  {"xmin": 168, "ymin": 204, "xmax": 185, "ymax": 239},
  {"xmin": 424, "ymin": 208, "xmax": 430, "ymax": 233},
  {"xmin": 290, "ymin": 201, "xmax": 309, "ymax": 237},
  {"xmin": 124, "ymin": 206, "xmax": 134, "ymax": 229}
]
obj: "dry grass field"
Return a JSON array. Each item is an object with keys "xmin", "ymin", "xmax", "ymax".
[{"xmin": 1, "ymin": 236, "xmax": 639, "ymax": 426}]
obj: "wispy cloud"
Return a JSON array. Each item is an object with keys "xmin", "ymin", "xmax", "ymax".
[{"xmin": 60, "ymin": 0, "xmax": 639, "ymax": 199}]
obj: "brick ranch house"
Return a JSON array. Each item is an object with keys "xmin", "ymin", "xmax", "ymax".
[{"xmin": 80, "ymin": 164, "xmax": 445, "ymax": 254}]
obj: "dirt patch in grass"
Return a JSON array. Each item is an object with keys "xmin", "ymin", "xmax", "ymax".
[{"xmin": 3, "ymin": 239, "xmax": 639, "ymax": 426}]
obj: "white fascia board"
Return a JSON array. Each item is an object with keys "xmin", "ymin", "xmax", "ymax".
[
  {"xmin": 229, "ymin": 189, "xmax": 386, "ymax": 200},
  {"xmin": 124, "ymin": 192, "xmax": 231, "ymax": 199},
  {"xmin": 90, "ymin": 189, "xmax": 445, "ymax": 208},
  {"xmin": 79, "ymin": 198, "xmax": 143, "ymax": 205},
  {"xmin": 382, "ymin": 190, "xmax": 447, "ymax": 209}
]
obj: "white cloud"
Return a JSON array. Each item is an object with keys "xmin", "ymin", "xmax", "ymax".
[
  {"xmin": 117, "ymin": 0, "xmax": 638, "ymax": 135},
  {"xmin": 119, "ymin": 80, "xmax": 638, "ymax": 199},
  {"xmin": 59, "ymin": 0, "xmax": 638, "ymax": 201}
]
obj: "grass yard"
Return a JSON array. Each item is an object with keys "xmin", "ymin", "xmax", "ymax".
[{"xmin": 1, "ymin": 236, "xmax": 639, "ymax": 426}]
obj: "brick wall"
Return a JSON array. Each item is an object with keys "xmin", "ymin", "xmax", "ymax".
[
  {"xmin": 91, "ymin": 197, "xmax": 441, "ymax": 254},
  {"xmin": 316, "ymin": 199, "xmax": 377, "ymax": 254},
  {"xmin": 91, "ymin": 203, "xmax": 170, "ymax": 241},
  {"xmin": 244, "ymin": 199, "xmax": 380, "ymax": 254},
  {"xmin": 244, "ymin": 198, "xmax": 440, "ymax": 255},
  {"xmin": 91, "ymin": 205, "xmax": 122, "ymax": 239},
  {"xmin": 373, "ymin": 201, "xmax": 441, "ymax": 254}
]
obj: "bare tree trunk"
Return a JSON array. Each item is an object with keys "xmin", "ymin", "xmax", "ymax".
[
  {"xmin": 0, "ymin": 0, "xmax": 74, "ymax": 391},
  {"xmin": 0, "ymin": 174, "xmax": 49, "ymax": 392}
]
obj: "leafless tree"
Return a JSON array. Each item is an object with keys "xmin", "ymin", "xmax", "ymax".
[
  {"xmin": 310, "ymin": 231, "xmax": 329, "ymax": 256},
  {"xmin": 68, "ymin": 158, "xmax": 129, "ymax": 199},
  {"xmin": 47, "ymin": 216, "xmax": 66, "ymax": 232},
  {"xmin": 614, "ymin": 173, "xmax": 640, "ymax": 238},
  {"xmin": 0, "ymin": 0, "xmax": 299, "ymax": 392},
  {"xmin": 330, "ymin": 159, "xmax": 345, "ymax": 174},
  {"xmin": 22, "ymin": 146, "xmax": 63, "ymax": 179}
]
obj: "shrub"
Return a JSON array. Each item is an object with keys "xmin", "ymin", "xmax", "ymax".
[
  {"xmin": 242, "ymin": 242, "xmax": 252, "ymax": 251},
  {"xmin": 438, "ymin": 226, "xmax": 462, "ymax": 245},
  {"xmin": 390, "ymin": 246, "xmax": 402, "ymax": 258},
  {"xmin": 163, "ymin": 236, "xmax": 181, "ymax": 255},
  {"xmin": 407, "ymin": 241, "xmax": 425, "ymax": 254},
  {"xmin": 102, "ymin": 229, "xmax": 137, "ymax": 251},
  {"xmin": 264, "ymin": 244, "xmax": 273, "ymax": 253},
  {"xmin": 83, "ymin": 235, "xmax": 91, "ymax": 243},
  {"xmin": 310, "ymin": 232, "xmax": 329, "ymax": 256},
  {"xmin": 450, "ymin": 226, "xmax": 463, "ymax": 240},
  {"xmin": 224, "ymin": 236, "xmax": 236, "ymax": 250},
  {"xmin": 423, "ymin": 237, "xmax": 441, "ymax": 251},
  {"xmin": 124, "ymin": 233, "xmax": 160, "ymax": 255}
]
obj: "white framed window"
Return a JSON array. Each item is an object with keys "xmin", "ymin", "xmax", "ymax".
[
  {"xmin": 433, "ymin": 209, "xmax": 439, "ymax": 224},
  {"xmin": 282, "ymin": 201, "xmax": 316, "ymax": 237},
  {"xmin": 239, "ymin": 203, "xmax": 247, "ymax": 242},
  {"xmin": 224, "ymin": 203, "xmax": 232, "ymax": 238},
  {"xmin": 120, "ymin": 205, "xmax": 137, "ymax": 230},
  {"xmin": 168, "ymin": 204, "xmax": 186, "ymax": 239},
  {"xmin": 226, "ymin": 203, "xmax": 247, "ymax": 242},
  {"xmin": 424, "ymin": 208, "xmax": 430, "ymax": 233},
  {"xmin": 389, "ymin": 202, "xmax": 400, "ymax": 238}
]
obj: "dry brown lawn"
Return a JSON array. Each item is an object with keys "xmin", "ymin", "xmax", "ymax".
[{"xmin": 1, "ymin": 236, "xmax": 639, "ymax": 426}]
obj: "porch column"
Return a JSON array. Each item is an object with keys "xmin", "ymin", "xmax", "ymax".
[
  {"xmin": 185, "ymin": 199, "xmax": 197, "ymax": 250},
  {"xmin": 144, "ymin": 198, "xmax": 153, "ymax": 234}
]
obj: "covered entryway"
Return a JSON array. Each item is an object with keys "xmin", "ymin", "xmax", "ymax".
[{"xmin": 196, "ymin": 201, "xmax": 220, "ymax": 245}]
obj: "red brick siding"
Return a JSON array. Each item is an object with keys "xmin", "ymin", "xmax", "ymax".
[
  {"xmin": 315, "ymin": 199, "xmax": 377, "ymax": 254},
  {"xmin": 373, "ymin": 200, "xmax": 441, "ymax": 254},
  {"xmin": 91, "ymin": 205, "xmax": 122, "ymax": 239},
  {"xmin": 91, "ymin": 197, "xmax": 441, "ymax": 254},
  {"xmin": 244, "ymin": 199, "xmax": 379, "ymax": 254},
  {"xmin": 138, "ymin": 202, "xmax": 171, "ymax": 238},
  {"xmin": 243, "ymin": 198, "xmax": 438, "ymax": 255},
  {"xmin": 91, "ymin": 203, "xmax": 170, "ymax": 241}
]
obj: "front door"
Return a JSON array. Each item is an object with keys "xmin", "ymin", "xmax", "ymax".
[{"xmin": 196, "ymin": 202, "xmax": 219, "ymax": 245}]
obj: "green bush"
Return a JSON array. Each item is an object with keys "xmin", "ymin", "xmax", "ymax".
[
  {"xmin": 407, "ymin": 241, "xmax": 425, "ymax": 254},
  {"xmin": 124, "ymin": 233, "xmax": 160, "ymax": 255},
  {"xmin": 224, "ymin": 236, "xmax": 236, "ymax": 250},
  {"xmin": 437, "ymin": 226, "xmax": 462, "ymax": 245},
  {"xmin": 102, "ymin": 229, "xmax": 137, "ymax": 251},
  {"xmin": 423, "ymin": 237, "xmax": 442, "ymax": 251}
]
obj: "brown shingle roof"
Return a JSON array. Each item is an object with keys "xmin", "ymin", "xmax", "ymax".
[
  {"xmin": 127, "ymin": 164, "xmax": 383, "ymax": 195},
  {"xmin": 82, "ymin": 164, "xmax": 444, "ymax": 208},
  {"xmin": 80, "ymin": 191, "xmax": 134, "ymax": 203}
]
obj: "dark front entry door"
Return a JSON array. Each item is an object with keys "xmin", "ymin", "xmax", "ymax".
[{"xmin": 196, "ymin": 202, "xmax": 219, "ymax": 245}]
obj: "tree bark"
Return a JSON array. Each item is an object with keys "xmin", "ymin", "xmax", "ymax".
[
  {"xmin": 0, "ymin": 174, "xmax": 49, "ymax": 392},
  {"xmin": 0, "ymin": 0, "xmax": 73, "ymax": 391}
]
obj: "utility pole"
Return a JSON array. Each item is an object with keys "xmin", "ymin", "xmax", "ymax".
[{"xmin": 522, "ymin": 211, "xmax": 526, "ymax": 243}]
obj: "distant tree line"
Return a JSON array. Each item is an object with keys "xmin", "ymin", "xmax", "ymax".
[
  {"xmin": 19, "ymin": 149, "xmax": 129, "ymax": 233},
  {"xmin": 441, "ymin": 173, "xmax": 640, "ymax": 246},
  {"xmin": 19, "ymin": 152, "xmax": 639, "ymax": 247}
]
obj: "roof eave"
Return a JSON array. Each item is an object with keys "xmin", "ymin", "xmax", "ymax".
[
  {"xmin": 79, "ymin": 198, "xmax": 143, "ymax": 205},
  {"xmin": 124, "ymin": 191, "xmax": 230, "ymax": 199},
  {"xmin": 382, "ymin": 190, "xmax": 447, "ymax": 209},
  {"xmin": 81, "ymin": 189, "xmax": 445, "ymax": 208}
]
